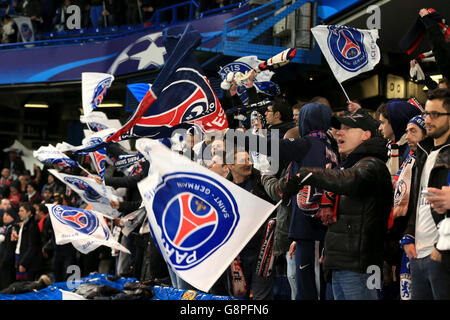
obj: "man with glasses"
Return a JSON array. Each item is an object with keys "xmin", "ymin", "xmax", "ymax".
[
  {"xmin": 403, "ymin": 88, "xmax": 450, "ymax": 300},
  {"xmin": 264, "ymin": 98, "xmax": 295, "ymax": 139}
]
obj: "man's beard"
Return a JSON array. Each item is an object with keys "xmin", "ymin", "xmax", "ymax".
[{"xmin": 428, "ymin": 122, "xmax": 450, "ymax": 140}]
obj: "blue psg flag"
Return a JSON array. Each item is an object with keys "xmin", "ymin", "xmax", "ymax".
[{"xmin": 106, "ymin": 24, "xmax": 227, "ymax": 143}]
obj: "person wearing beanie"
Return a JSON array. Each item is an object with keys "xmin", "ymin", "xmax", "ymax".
[
  {"xmin": 386, "ymin": 114, "xmax": 427, "ymax": 300},
  {"xmin": 0, "ymin": 207, "xmax": 20, "ymax": 289},
  {"xmin": 377, "ymin": 98, "xmax": 424, "ymax": 179}
]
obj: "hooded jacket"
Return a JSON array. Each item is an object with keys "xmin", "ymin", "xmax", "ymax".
[
  {"xmin": 287, "ymin": 103, "xmax": 339, "ymax": 241},
  {"xmin": 298, "ymin": 136, "xmax": 392, "ymax": 273}
]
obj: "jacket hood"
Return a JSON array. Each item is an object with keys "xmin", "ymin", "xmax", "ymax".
[
  {"xmin": 298, "ymin": 102, "xmax": 331, "ymax": 137},
  {"xmin": 387, "ymin": 99, "xmax": 422, "ymax": 142},
  {"xmin": 352, "ymin": 136, "xmax": 389, "ymax": 163}
]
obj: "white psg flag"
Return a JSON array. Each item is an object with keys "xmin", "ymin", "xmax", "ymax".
[
  {"xmin": 136, "ymin": 138, "xmax": 279, "ymax": 292},
  {"xmin": 46, "ymin": 204, "xmax": 130, "ymax": 254},
  {"xmin": 48, "ymin": 169, "xmax": 120, "ymax": 218},
  {"xmin": 311, "ymin": 25, "xmax": 380, "ymax": 83},
  {"xmin": 82, "ymin": 72, "xmax": 114, "ymax": 116}
]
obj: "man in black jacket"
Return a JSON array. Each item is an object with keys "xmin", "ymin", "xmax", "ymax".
[
  {"xmin": 225, "ymin": 147, "xmax": 275, "ymax": 300},
  {"xmin": 282, "ymin": 112, "xmax": 392, "ymax": 300},
  {"xmin": 403, "ymin": 88, "xmax": 450, "ymax": 300}
]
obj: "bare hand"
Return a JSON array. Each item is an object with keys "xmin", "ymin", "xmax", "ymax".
[
  {"xmin": 90, "ymin": 175, "xmax": 103, "ymax": 184},
  {"xmin": 19, "ymin": 265, "xmax": 26, "ymax": 273},
  {"xmin": 404, "ymin": 243, "xmax": 418, "ymax": 260},
  {"xmin": 347, "ymin": 101, "xmax": 361, "ymax": 114},
  {"xmin": 430, "ymin": 248, "xmax": 442, "ymax": 262},
  {"xmin": 419, "ymin": 8, "xmax": 429, "ymax": 17},
  {"xmin": 426, "ymin": 186, "xmax": 450, "ymax": 214},
  {"xmin": 110, "ymin": 200, "xmax": 120, "ymax": 209},
  {"xmin": 289, "ymin": 241, "xmax": 296, "ymax": 259}
]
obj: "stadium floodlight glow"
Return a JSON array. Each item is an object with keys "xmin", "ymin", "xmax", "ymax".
[
  {"xmin": 430, "ymin": 74, "xmax": 443, "ymax": 82},
  {"xmin": 24, "ymin": 103, "xmax": 49, "ymax": 108},
  {"xmin": 423, "ymin": 74, "xmax": 443, "ymax": 90},
  {"xmin": 98, "ymin": 103, "xmax": 123, "ymax": 108}
]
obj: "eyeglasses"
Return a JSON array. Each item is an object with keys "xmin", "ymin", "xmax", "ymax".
[{"xmin": 423, "ymin": 111, "xmax": 450, "ymax": 119}]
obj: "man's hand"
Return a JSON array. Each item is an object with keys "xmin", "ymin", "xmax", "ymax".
[
  {"xmin": 90, "ymin": 175, "xmax": 103, "ymax": 184},
  {"xmin": 110, "ymin": 200, "xmax": 120, "ymax": 209},
  {"xmin": 347, "ymin": 101, "xmax": 362, "ymax": 114},
  {"xmin": 289, "ymin": 241, "xmax": 296, "ymax": 259},
  {"xmin": 430, "ymin": 248, "xmax": 442, "ymax": 262},
  {"xmin": 426, "ymin": 186, "xmax": 450, "ymax": 214},
  {"xmin": 404, "ymin": 243, "xmax": 418, "ymax": 260},
  {"xmin": 19, "ymin": 265, "xmax": 26, "ymax": 273},
  {"xmin": 419, "ymin": 8, "xmax": 429, "ymax": 17}
]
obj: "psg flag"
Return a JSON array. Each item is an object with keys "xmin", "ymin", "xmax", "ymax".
[
  {"xmin": 106, "ymin": 24, "xmax": 227, "ymax": 143},
  {"xmin": 135, "ymin": 139, "xmax": 278, "ymax": 292},
  {"xmin": 311, "ymin": 25, "xmax": 380, "ymax": 83}
]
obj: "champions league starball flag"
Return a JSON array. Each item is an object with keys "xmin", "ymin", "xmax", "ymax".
[
  {"xmin": 33, "ymin": 144, "xmax": 79, "ymax": 168},
  {"xmin": 311, "ymin": 25, "xmax": 380, "ymax": 84},
  {"xmin": 48, "ymin": 169, "xmax": 120, "ymax": 218},
  {"xmin": 46, "ymin": 204, "xmax": 130, "ymax": 254},
  {"xmin": 82, "ymin": 73, "xmax": 114, "ymax": 116},
  {"xmin": 105, "ymin": 23, "xmax": 227, "ymax": 143},
  {"xmin": 135, "ymin": 139, "xmax": 278, "ymax": 292}
]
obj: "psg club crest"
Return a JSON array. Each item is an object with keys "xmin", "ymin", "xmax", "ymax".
[
  {"xmin": 327, "ymin": 26, "xmax": 368, "ymax": 72},
  {"xmin": 152, "ymin": 172, "xmax": 240, "ymax": 271},
  {"xmin": 138, "ymin": 68, "xmax": 223, "ymax": 127},
  {"xmin": 63, "ymin": 177, "xmax": 102, "ymax": 202},
  {"xmin": 91, "ymin": 77, "xmax": 113, "ymax": 109},
  {"xmin": 51, "ymin": 205, "xmax": 99, "ymax": 235}
]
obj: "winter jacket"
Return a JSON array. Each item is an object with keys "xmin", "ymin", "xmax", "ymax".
[
  {"xmin": 298, "ymin": 136, "xmax": 392, "ymax": 273},
  {"xmin": 104, "ymin": 161, "xmax": 150, "ymax": 215},
  {"xmin": 0, "ymin": 224, "xmax": 18, "ymax": 289},
  {"xmin": 17, "ymin": 217, "xmax": 43, "ymax": 274},
  {"xmin": 404, "ymin": 136, "xmax": 450, "ymax": 238},
  {"xmin": 261, "ymin": 171, "xmax": 291, "ymax": 256}
]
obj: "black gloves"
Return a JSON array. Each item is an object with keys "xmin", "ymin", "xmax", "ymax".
[{"xmin": 281, "ymin": 171, "xmax": 313, "ymax": 206}]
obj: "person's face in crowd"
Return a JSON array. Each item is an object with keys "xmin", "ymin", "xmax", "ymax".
[
  {"xmin": 265, "ymin": 105, "xmax": 280, "ymax": 126},
  {"xmin": 9, "ymin": 186, "xmax": 18, "ymax": 195},
  {"xmin": 35, "ymin": 209, "xmax": 45, "ymax": 221},
  {"xmin": 18, "ymin": 206, "xmax": 31, "ymax": 221},
  {"xmin": 438, "ymin": 82, "xmax": 448, "ymax": 89},
  {"xmin": 1, "ymin": 199, "xmax": 11, "ymax": 211},
  {"xmin": 424, "ymin": 98, "xmax": 450, "ymax": 140},
  {"xmin": 1, "ymin": 168, "xmax": 10, "ymax": 179},
  {"xmin": 211, "ymin": 139, "xmax": 224, "ymax": 156},
  {"xmin": 227, "ymin": 151, "xmax": 252, "ymax": 179},
  {"xmin": 405, "ymin": 123, "xmax": 425, "ymax": 152},
  {"xmin": 26, "ymin": 184, "xmax": 35, "ymax": 195},
  {"xmin": 208, "ymin": 155, "xmax": 229, "ymax": 178},
  {"xmin": 378, "ymin": 114, "xmax": 395, "ymax": 141},
  {"xmin": 3, "ymin": 212, "xmax": 13, "ymax": 225},
  {"xmin": 336, "ymin": 125, "xmax": 371, "ymax": 157},
  {"xmin": 48, "ymin": 174, "xmax": 55, "ymax": 185},
  {"xmin": 292, "ymin": 108, "xmax": 300, "ymax": 126},
  {"xmin": 18, "ymin": 175, "xmax": 27, "ymax": 185},
  {"xmin": 43, "ymin": 189, "xmax": 53, "ymax": 201}
]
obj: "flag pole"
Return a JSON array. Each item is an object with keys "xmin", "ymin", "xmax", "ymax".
[{"xmin": 338, "ymin": 81, "xmax": 350, "ymax": 102}]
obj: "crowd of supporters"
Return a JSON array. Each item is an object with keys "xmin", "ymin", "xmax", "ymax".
[
  {"xmin": 0, "ymin": 6, "xmax": 449, "ymax": 300},
  {"xmin": 0, "ymin": 0, "xmax": 241, "ymax": 44}
]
